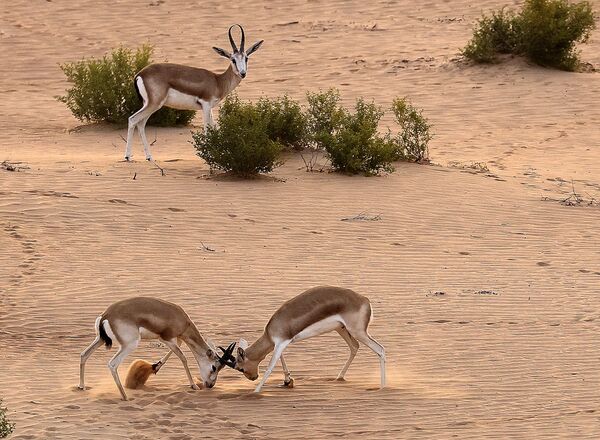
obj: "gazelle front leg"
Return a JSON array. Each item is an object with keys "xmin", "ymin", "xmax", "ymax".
[
  {"xmin": 201, "ymin": 100, "xmax": 216, "ymax": 131},
  {"xmin": 254, "ymin": 340, "xmax": 290, "ymax": 393},
  {"xmin": 280, "ymin": 354, "xmax": 294, "ymax": 387},
  {"xmin": 162, "ymin": 339, "xmax": 199, "ymax": 390},
  {"xmin": 335, "ymin": 327, "xmax": 359, "ymax": 381}
]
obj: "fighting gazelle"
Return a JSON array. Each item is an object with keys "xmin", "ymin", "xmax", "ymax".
[
  {"xmin": 232, "ymin": 286, "xmax": 386, "ymax": 393},
  {"xmin": 125, "ymin": 24, "xmax": 263, "ymax": 161},
  {"xmin": 78, "ymin": 297, "xmax": 236, "ymax": 400}
]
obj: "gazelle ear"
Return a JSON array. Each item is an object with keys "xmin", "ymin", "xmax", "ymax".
[
  {"xmin": 239, "ymin": 338, "xmax": 249, "ymax": 350},
  {"xmin": 206, "ymin": 348, "xmax": 216, "ymax": 359},
  {"xmin": 237, "ymin": 347, "xmax": 246, "ymax": 359},
  {"xmin": 213, "ymin": 46, "xmax": 231, "ymax": 59},
  {"xmin": 245, "ymin": 40, "xmax": 264, "ymax": 56}
]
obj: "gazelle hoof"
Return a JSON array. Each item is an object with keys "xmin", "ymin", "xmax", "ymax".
[
  {"xmin": 283, "ymin": 378, "xmax": 294, "ymax": 388},
  {"xmin": 146, "ymin": 156, "xmax": 153, "ymax": 162},
  {"xmin": 335, "ymin": 377, "xmax": 346, "ymax": 382}
]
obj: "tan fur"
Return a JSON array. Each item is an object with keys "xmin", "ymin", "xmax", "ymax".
[
  {"xmin": 137, "ymin": 63, "xmax": 241, "ymax": 108},
  {"xmin": 235, "ymin": 286, "xmax": 378, "ymax": 385},
  {"xmin": 125, "ymin": 359, "xmax": 155, "ymax": 389},
  {"xmin": 264, "ymin": 286, "xmax": 370, "ymax": 341},
  {"xmin": 101, "ymin": 297, "xmax": 207, "ymax": 347}
]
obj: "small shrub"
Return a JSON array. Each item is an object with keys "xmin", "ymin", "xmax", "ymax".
[
  {"xmin": 192, "ymin": 95, "xmax": 283, "ymax": 176},
  {"xmin": 462, "ymin": 0, "xmax": 596, "ymax": 70},
  {"xmin": 57, "ymin": 45, "xmax": 195, "ymax": 125},
  {"xmin": 519, "ymin": 0, "xmax": 596, "ymax": 70},
  {"xmin": 390, "ymin": 98, "xmax": 432, "ymax": 162},
  {"xmin": 316, "ymin": 97, "xmax": 395, "ymax": 175},
  {"xmin": 462, "ymin": 8, "xmax": 520, "ymax": 63},
  {"xmin": 0, "ymin": 399, "xmax": 14, "ymax": 438},
  {"xmin": 256, "ymin": 95, "xmax": 309, "ymax": 149},
  {"xmin": 306, "ymin": 89, "xmax": 348, "ymax": 150}
]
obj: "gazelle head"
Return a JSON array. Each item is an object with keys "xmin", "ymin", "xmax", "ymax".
[
  {"xmin": 200, "ymin": 342, "xmax": 236, "ymax": 388},
  {"xmin": 213, "ymin": 24, "xmax": 264, "ymax": 79},
  {"xmin": 232, "ymin": 338, "xmax": 260, "ymax": 381}
]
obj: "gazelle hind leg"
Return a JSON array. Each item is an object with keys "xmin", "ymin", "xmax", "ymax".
[
  {"xmin": 108, "ymin": 338, "xmax": 140, "ymax": 400},
  {"xmin": 79, "ymin": 337, "xmax": 104, "ymax": 390},
  {"xmin": 137, "ymin": 116, "xmax": 155, "ymax": 161},
  {"xmin": 335, "ymin": 327, "xmax": 359, "ymax": 381},
  {"xmin": 161, "ymin": 338, "xmax": 198, "ymax": 390},
  {"xmin": 351, "ymin": 331, "xmax": 386, "ymax": 388},
  {"xmin": 254, "ymin": 340, "xmax": 291, "ymax": 393}
]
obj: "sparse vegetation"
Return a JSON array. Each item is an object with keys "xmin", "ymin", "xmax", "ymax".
[
  {"xmin": 192, "ymin": 95, "xmax": 283, "ymax": 176},
  {"xmin": 192, "ymin": 89, "xmax": 431, "ymax": 177},
  {"xmin": 0, "ymin": 399, "xmax": 14, "ymax": 438},
  {"xmin": 256, "ymin": 95, "xmax": 309, "ymax": 149},
  {"xmin": 462, "ymin": 0, "xmax": 596, "ymax": 70},
  {"xmin": 390, "ymin": 98, "xmax": 432, "ymax": 162},
  {"xmin": 305, "ymin": 89, "xmax": 431, "ymax": 174},
  {"xmin": 462, "ymin": 8, "xmax": 521, "ymax": 63},
  {"xmin": 321, "ymin": 98, "xmax": 395, "ymax": 175},
  {"xmin": 57, "ymin": 45, "xmax": 195, "ymax": 125}
]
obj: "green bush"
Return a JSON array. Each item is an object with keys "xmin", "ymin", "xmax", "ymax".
[
  {"xmin": 462, "ymin": 8, "xmax": 521, "ymax": 63},
  {"xmin": 519, "ymin": 0, "xmax": 596, "ymax": 70},
  {"xmin": 307, "ymin": 92, "xmax": 394, "ymax": 175},
  {"xmin": 192, "ymin": 95, "xmax": 283, "ymax": 176},
  {"xmin": 306, "ymin": 89, "xmax": 347, "ymax": 150},
  {"xmin": 462, "ymin": 0, "xmax": 596, "ymax": 70},
  {"xmin": 256, "ymin": 95, "xmax": 309, "ymax": 149},
  {"xmin": 390, "ymin": 98, "xmax": 432, "ymax": 162},
  {"xmin": 0, "ymin": 399, "xmax": 14, "ymax": 438},
  {"xmin": 57, "ymin": 45, "xmax": 195, "ymax": 125}
]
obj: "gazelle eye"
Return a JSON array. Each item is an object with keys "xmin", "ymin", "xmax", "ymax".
[
  {"xmin": 240, "ymin": 368, "xmax": 245, "ymax": 373},
  {"xmin": 211, "ymin": 366, "xmax": 216, "ymax": 372}
]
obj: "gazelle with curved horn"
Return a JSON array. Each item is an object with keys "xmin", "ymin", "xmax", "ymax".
[
  {"xmin": 78, "ymin": 296, "xmax": 236, "ymax": 400},
  {"xmin": 124, "ymin": 24, "xmax": 263, "ymax": 161},
  {"xmin": 231, "ymin": 286, "xmax": 386, "ymax": 393}
]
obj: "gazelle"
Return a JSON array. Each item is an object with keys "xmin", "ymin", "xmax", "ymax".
[
  {"xmin": 78, "ymin": 297, "xmax": 236, "ymax": 400},
  {"xmin": 232, "ymin": 286, "xmax": 386, "ymax": 393},
  {"xmin": 125, "ymin": 24, "xmax": 264, "ymax": 161}
]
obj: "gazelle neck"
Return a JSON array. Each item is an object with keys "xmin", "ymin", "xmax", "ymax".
[
  {"xmin": 216, "ymin": 65, "xmax": 243, "ymax": 100},
  {"xmin": 182, "ymin": 323, "xmax": 210, "ymax": 355},
  {"xmin": 246, "ymin": 332, "xmax": 275, "ymax": 363}
]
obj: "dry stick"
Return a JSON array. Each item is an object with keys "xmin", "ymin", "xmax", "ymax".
[
  {"xmin": 199, "ymin": 241, "xmax": 215, "ymax": 252},
  {"xmin": 151, "ymin": 160, "xmax": 165, "ymax": 176},
  {"xmin": 117, "ymin": 133, "xmax": 166, "ymax": 175}
]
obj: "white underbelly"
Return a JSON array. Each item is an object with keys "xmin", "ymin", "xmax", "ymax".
[
  {"xmin": 139, "ymin": 326, "xmax": 160, "ymax": 340},
  {"xmin": 291, "ymin": 315, "xmax": 344, "ymax": 343},
  {"xmin": 164, "ymin": 88, "xmax": 203, "ymax": 110}
]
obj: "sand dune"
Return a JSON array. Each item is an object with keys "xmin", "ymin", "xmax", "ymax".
[{"xmin": 1, "ymin": 0, "xmax": 600, "ymax": 438}]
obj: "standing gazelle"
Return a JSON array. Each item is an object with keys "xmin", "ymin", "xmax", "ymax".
[
  {"xmin": 232, "ymin": 286, "xmax": 386, "ymax": 393},
  {"xmin": 125, "ymin": 24, "xmax": 263, "ymax": 161},
  {"xmin": 78, "ymin": 297, "xmax": 236, "ymax": 400}
]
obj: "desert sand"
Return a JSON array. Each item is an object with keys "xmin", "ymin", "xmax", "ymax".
[{"xmin": 1, "ymin": 0, "xmax": 600, "ymax": 438}]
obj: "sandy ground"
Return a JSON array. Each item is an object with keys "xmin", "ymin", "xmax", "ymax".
[{"xmin": 1, "ymin": 0, "xmax": 600, "ymax": 438}]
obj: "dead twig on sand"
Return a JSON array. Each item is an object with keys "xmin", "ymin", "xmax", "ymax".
[
  {"xmin": 1, "ymin": 161, "xmax": 30, "ymax": 172},
  {"xmin": 341, "ymin": 212, "xmax": 382, "ymax": 222},
  {"xmin": 150, "ymin": 160, "xmax": 166, "ymax": 176},
  {"xmin": 199, "ymin": 242, "xmax": 216, "ymax": 252},
  {"xmin": 542, "ymin": 180, "xmax": 599, "ymax": 207},
  {"xmin": 299, "ymin": 149, "xmax": 325, "ymax": 173}
]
